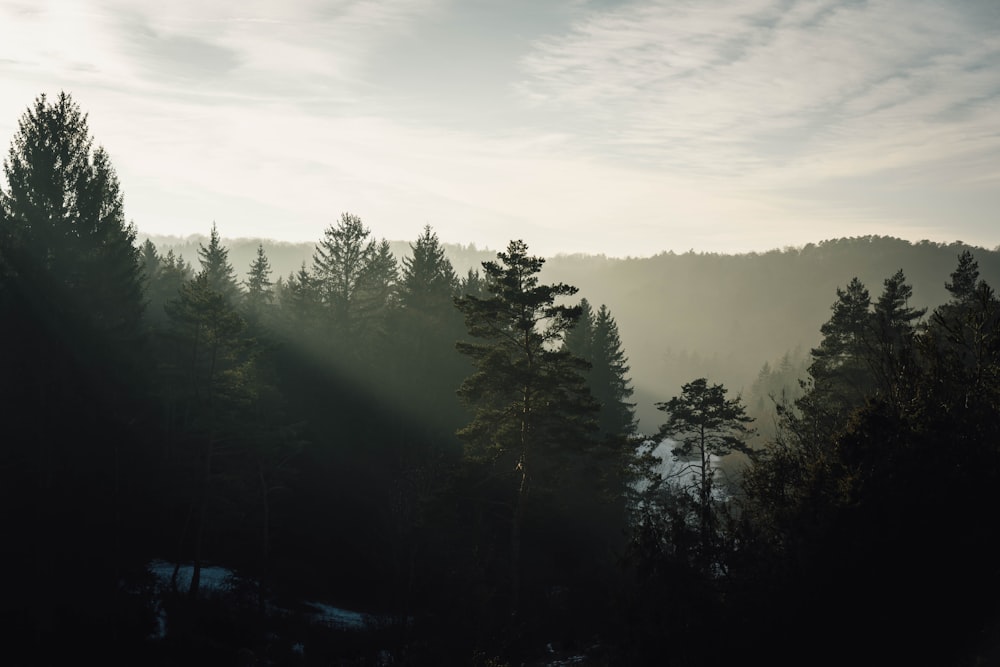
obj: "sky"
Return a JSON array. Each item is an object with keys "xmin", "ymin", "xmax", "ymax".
[{"xmin": 1, "ymin": 0, "xmax": 998, "ymax": 257}]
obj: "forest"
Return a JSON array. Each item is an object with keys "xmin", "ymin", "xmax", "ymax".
[{"xmin": 2, "ymin": 93, "xmax": 999, "ymax": 666}]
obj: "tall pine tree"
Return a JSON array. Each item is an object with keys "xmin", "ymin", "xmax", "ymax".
[
  {"xmin": 869, "ymin": 269, "xmax": 924, "ymax": 405},
  {"xmin": 455, "ymin": 239, "xmax": 596, "ymax": 616},
  {"xmin": 563, "ymin": 300, "xmax": 636, "ymax": 437},
  {"xmin": 0, "ymin": 91, "xmax": 151, "ymax": 656},
  {"xmin": 244, "ymin": 243, "xmax": 274, "ymax": 326},
  {"xmin": 197, "ymin": 222, "xmax": 240, "ymax": 303},
  {"xmin": 311, "ymin": 212, "xmax": 375, "ymax": 341},
  {"xmin": 797, "ymin": 277, "xmax": 872, "ymax": 442}
]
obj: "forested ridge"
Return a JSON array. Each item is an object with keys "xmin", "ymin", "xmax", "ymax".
[
  {"xmin": 147, "ymin": 232, "xmax": 1000, "ymax": 432},
  {"xmin": 3, "ymin": 93, "xmax": 1000, "ymax": 666}
]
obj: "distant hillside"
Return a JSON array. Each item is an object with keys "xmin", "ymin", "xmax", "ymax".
[
  {"xmin": 541, "ymin": 237, "xmax": 1000, "ymax": 431},
  {"xmin": 143, "ymin": 233, "xmax": 1000, "ymax": 433}
]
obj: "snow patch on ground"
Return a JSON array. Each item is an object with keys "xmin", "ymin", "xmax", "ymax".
[
  {"xmin": 148, "ymin": 559, "xmax": 236, "ymax": 593},
  {"xmin": 145, "ymin": 560, "xmax": 378, "ymax": 635},
  {"xmin": 301, "ymin": 601, "xmax": 371, "ymax": 630}
]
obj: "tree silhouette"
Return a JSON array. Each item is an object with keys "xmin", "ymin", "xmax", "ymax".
[
  {"xmin": 455, "ymin": 239, "xmax": 595, "ymax": 615},
  {"xmin": 657, "ymin": 378, "xmax": 753, "ymax": 568},
  {"xmin": 0, "ymin": 91, "xmax": 150, "ymax": 655},
  {"xmin": 198, "ymin": 222, "xmax": 240, "ymax": 303}
]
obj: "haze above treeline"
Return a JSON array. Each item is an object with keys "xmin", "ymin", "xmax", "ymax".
[{"xmin": 145, "ymin": 231, "xmax": 1000, "ymax": 430}]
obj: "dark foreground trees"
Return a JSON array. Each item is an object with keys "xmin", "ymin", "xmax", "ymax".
[
  {"xmin": 656, "ymin": 378, "xmax": 753, "ymax": 569},
  {"xmin": 564, "ymin": 298, "xmax": 637, "ymax": 440},
  {"xmin": 728, "ymin": 254, "xmax": 1000, "ymax": 667},
  {"xmin": 0, "ymin": 92, "xmax": 154, "ymax": 658}
]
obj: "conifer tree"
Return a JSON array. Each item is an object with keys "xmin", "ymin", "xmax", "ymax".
[
  {"xmin": 356, "ymin": 237, "xmax": 398, "ymax": 341},
  {"xmin": 798, "ymin": 277, "xmax": 872, "ymax": 440},
  {"xmin": 400, "ymin": 224, "xmax": 459, "ymax": 313},
  {"xmin": 928, "ymin": 253, "xmax": 1000, "ymax": 402},
  {"xmin": 591, "ymin": 304, "xmax": 637, "ymax": 438},
  {"xmin": 455, "ymin": 239, "xmax": 596, "ymax": 615},
  {"xmin": 459, "ymin": 267, "xmax": 489, "ymax": 300},
  {"xmin": 312, "ymin": 212, "xmax": 375, "ymax": 338},
  {"xmin": 870, "ymin": 269, "xmax": 924, "ymax": 404},
  {"xmin": 280, "ymin": 262, "xmax": 320, "ymax": 336},
  {"xmin": 562, "ymin": 297, "xmax": 595, "ymax": 363},
  {"xmin": 163, "ymin": 270, "xmax": 252, "ymax": 597},
  {"xmin": 657, "ymin": 378, "xmax": 753, "ymax": 568},
  {"xmin": 395, "ymin": 226, "xmax": 465, "ymax": 436},
  {"xmin": 153, "ymin": 249, "xmax": 193, "ymax": 309},
  {"xmin": 244, "ymin": 243, "xmax": 274, "ymax": 324},
  {"xmin": 0, "ymin": 91, "xmax": 149, "ymax": 652},
  {"xmin": 945, "ymin": 250, "xmax": 980, "ymax": 304},
  {"xmin": 564, "ymin": 300, "xmax": 636, "ymax": 438},
  {"xmin": 1, "ymin": 92, "xmax": 145, "ymax": 354},
  {"xmin": 197, "ymin": 223, "xmax": 240, "ymax": 303},
  {"xmin": 140, "ymin": 238, "xmax": 160, "ymax": 291}
]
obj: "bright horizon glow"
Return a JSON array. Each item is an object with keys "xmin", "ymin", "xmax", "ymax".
[{"xmin": 1, "ymin": 1, "xmax": 998, "ymax": 257}]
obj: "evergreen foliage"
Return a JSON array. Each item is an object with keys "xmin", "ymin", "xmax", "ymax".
[
  {"xmin": 197, "ymin": 222, "xmax": 240, "ymax": 303},
  {"xmin": 400, "ymin": 224, "xmax": 459, "ymax": 312},
  {"xmin": 945, "ymin": 249, "xmax": 980, "ymax": 303},
  {"xmin": 656, "ymin": 378, "xmax": 753, "ymax": 569},
  {"xmin": 591, "ymin": 304, "xmax": 637, "ymax": 438},
  {"xmin": 280, "ymin": 261, "xmax": 319, "ymax": 334},
  {"xmin": 734, "ymin": 252, "xmax": 1000, "ymax": 666},
  {"xmin": 869, "ymin": 269, "xmax": 925, "ymax": 403},
  {"xmin": 564, "ymin": 299, "xmax": 636, "ymax": 438},
  {"xmin": 243, "ymin": 243, "xmax": 274, "ymax": 325},
  {"xmin": 393, "ymin": 225, "xmax": 466, "ymax": 439},
  {"xmin": 312, "ymin": 211, "xmax": 375, "ymax": 338},
  {"xmin": 0, "ymin": 91, "xmax": 152, "ymax": 658},
  {"xmin": 455, "ymin": 239, "xmax": 597, "ymax": 616}
]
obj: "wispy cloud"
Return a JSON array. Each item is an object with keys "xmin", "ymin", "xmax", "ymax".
[
  {"xmin": 519, "ymin": 0, "xmax": 1000, "ymax": 189},
  {"xmin": 0, "ymin": 0, "xmax": 442, "ymax": 102},
  {"xmin": 1, "ymin": 0, "xmax": 998, "ymax": 256}
]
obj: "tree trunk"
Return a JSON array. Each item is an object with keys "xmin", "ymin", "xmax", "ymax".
[
  {"xmin": 188, "ymin": 434, "xmax": 215, "ymax": 599},
  {"xmin": 510, "ymin": 454, "xmax": 527, "ymax": 617},
  {"xmin": 258, "ymin": 462, "xmax": 270, "ymax": 613}
]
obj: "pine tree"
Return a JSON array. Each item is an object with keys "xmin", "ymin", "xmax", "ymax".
[
  {"xmin": 591, "ymin": 304, "xmax": 637, "ymax": 439},
  {"xmin": 140, "ymin": 238, "xmax": 160, "ymax": 293},
  {"xmin": 244, "ymin": 243, "xmax": 274, "ymax": 324},
  {"xmin": 945, "ymin": 250, "xmax": 980, "ymax": 304},
  {"xmin": 0, "ymin": 91, "xmax": 149, "ymax": 653},
  {"xmin": 562, "ymin": 297, "xmax": 595, "ymax": 363},
  {"xmin": 163, "ymin": 271, "xmax": 252, "ymax": 597},
  {"xmin": 197, "ymin": 222, "xmax": 240, "ymax": 303},
  {"xmin": 798, "ymin": 277, "xmax": 872, "ymax": 440},
  {"xmin": 928, "ymin": 253, "xmax": 1000, "ymax": 403},
  {"xmin": 1, "ymin": 92, "xmax": 145, "ymax": 356},
  {"xmin": 356, "ymin": 237, "xmax": 398, "ymax": 342},
  {"xmin": 280, "ymin": 262, "xmax": 320, "ymax": 336},
  {"xmin": 459, "ymin": 267, "xmax": 489, "ymax": 300},
  {"xmin": 400, "ymin": 224, "xmax": 459, "ymax": 313},
  {"xmin": 150, "ymin": 249, "xmax": 193, "ymax": 317},
  {"xmin": 395, "ymin": 225, "xmax": 465, "ymax": 437},
  {"xmin": 657, "ymin": 378, "xmax": 754, "ymax": 569},
  {"xmin": 455, "ymin": 239, "xmax": 596, "ymax": 615},
  {"xmin": 870, "ymin": 269, "xmax": 924, "ymax": 404},
  {"xmin": 563, "ymin": 300, "xmax": 636, "ymax": 438},
  {"xmin": 312, "ymin": 212, "xmax": 375, "ymax": 338}
]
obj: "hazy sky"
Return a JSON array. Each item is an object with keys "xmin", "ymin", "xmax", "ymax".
[{"xmin": 2, "ymin": 0, "xmax": 998, "ymax": 257}]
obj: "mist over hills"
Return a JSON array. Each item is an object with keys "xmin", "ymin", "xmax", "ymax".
[{"xmin": 144, "ymin": 233, "xmax": 1000, "ymax": 432}]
